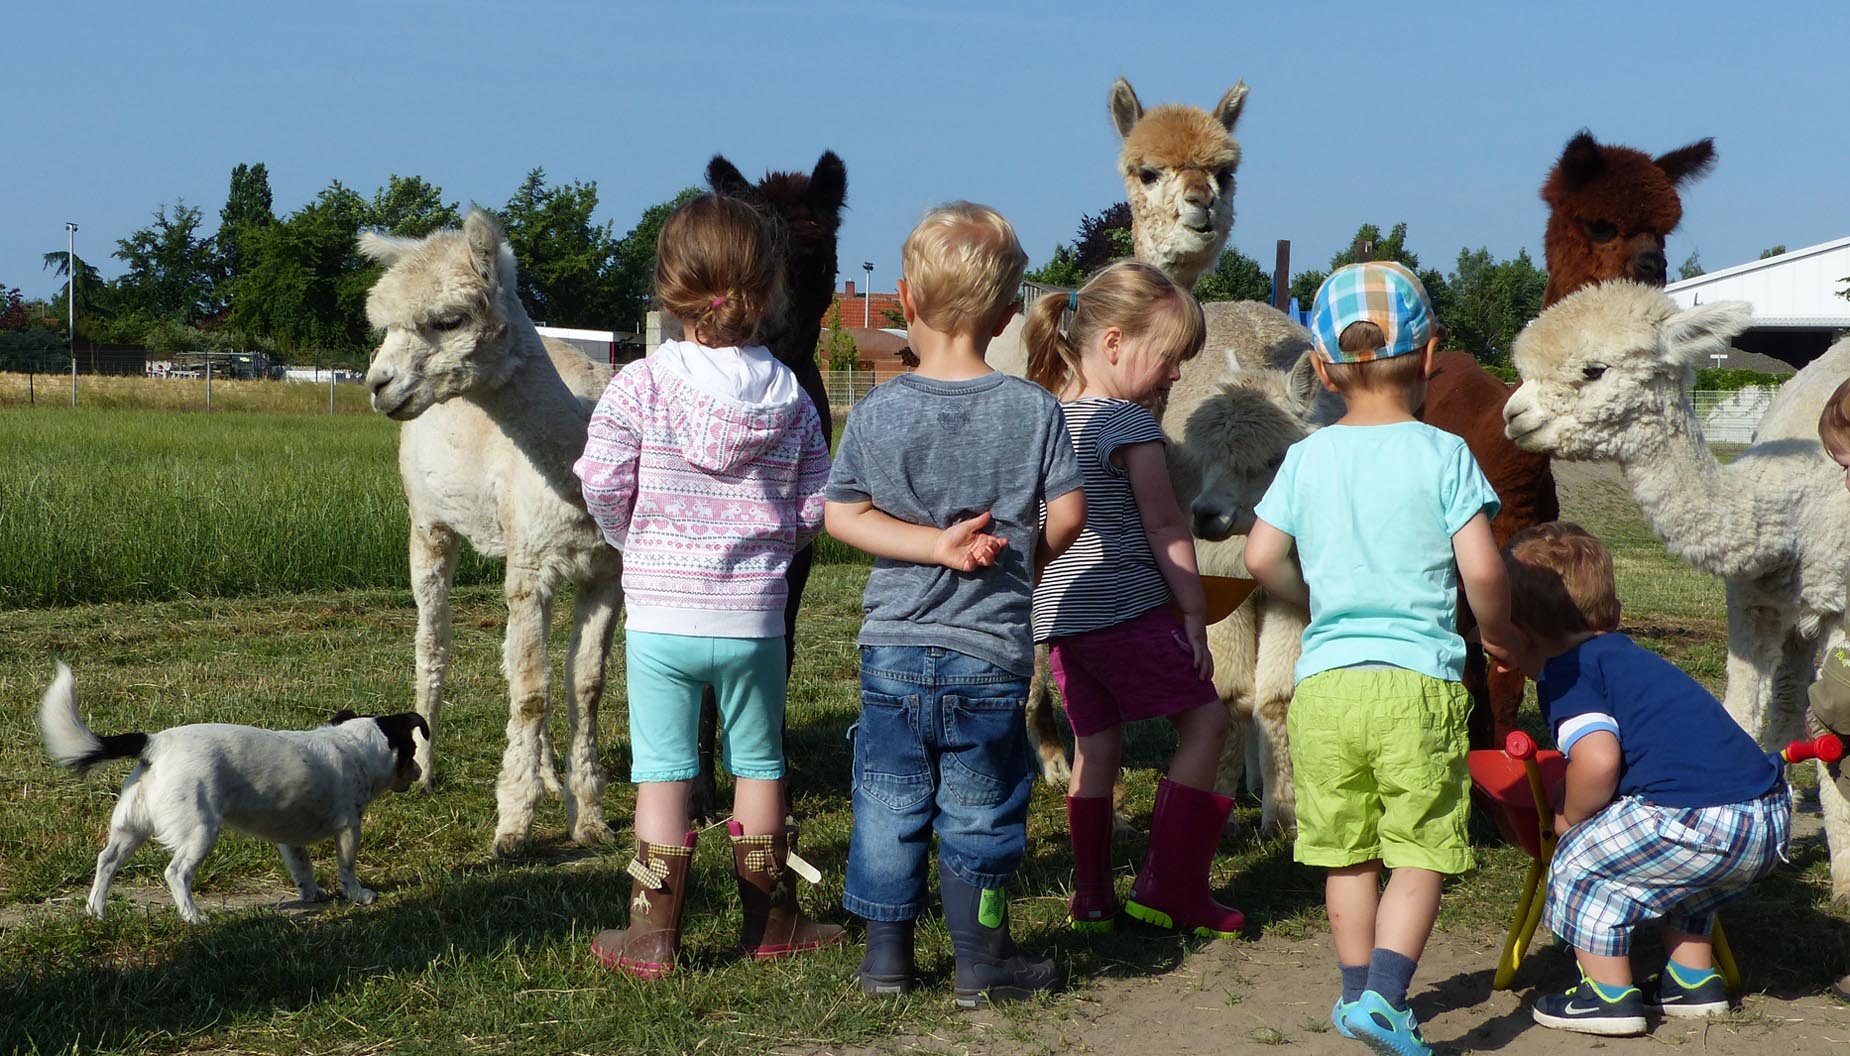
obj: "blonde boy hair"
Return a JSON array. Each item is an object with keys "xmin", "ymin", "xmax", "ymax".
[
  {"xmin": 1502, "ymin": 521, "xmax": 1622, "ymax": 639},
  {"xmin": 900, "ymin": 202, "xmax": 1028, "ymax": 334}
]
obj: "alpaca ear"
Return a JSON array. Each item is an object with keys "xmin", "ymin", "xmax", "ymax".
[
  {"xmin": 1213, "ymin": 82, "xmax": 1249, "ymax": 132},
  {"xmin": 1284, "ymin": 351, "xmax": 1320, "ymax": 417},
  {"xmin": 462, "ymin": 207, "xmax": 504, "ymax": 281},
  {"xmin": 357, "ymin": 230, "xmax": 419, "ymax": 266},
  {"xmin": 1654, "ymin": 138, "xmax": 1717, "ymax": 187},
  {"xmin": 1552, "ymin": 130, "xmax": 1606, "ymax": 195},
  {"xmin": 808, "ymin": 151, "xmax": 847, "ymax": 215},
  {"xmin": 706, "ymin": 155, "xmax": 752, "ymax": 198},
  {"xmin": 1109, "ymin": 77, "xmax": 1143, "ymax": 139},
  {"xmin": 1660, "ymin": 300, "xmax": 1752, "ymax": 368}
]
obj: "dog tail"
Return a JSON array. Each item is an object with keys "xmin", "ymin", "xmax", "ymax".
[{"xmin": 37, "ymin": 663, "xmax": 147, "ymax": 773}]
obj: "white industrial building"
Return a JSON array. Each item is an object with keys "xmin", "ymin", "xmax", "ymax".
[{"xmin": 1666, "ymin": 236, "xmax": 1850, "ymax": 369}]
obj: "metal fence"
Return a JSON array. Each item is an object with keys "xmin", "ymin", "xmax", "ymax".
[
  {"xmin": 822, "ymin": 367, "xmax": 912, "ymax": 412},
  {"xmin": 1690, "ymin": 387, "xmax": 1778, "ymax": 444}
]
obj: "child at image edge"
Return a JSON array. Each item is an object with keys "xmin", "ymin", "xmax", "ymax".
[
  {"xmin": 1024, "ymin": 260, "xmax": 1246, "ymax": 938},
  {"xmin": 571, "ymin": 194, "xmax": 840, "ymax": 978},
  {"xmin": 1501, "ymin": 522, "xmax": 1789, "ymax": 1036},
  {"xmin": 1244, "ymin": 261, "xmax": 1516, "ymax": 1056},
  {"xmin": 824, "ymin": 202, "xmax": 1086, "ymax": 1006}
]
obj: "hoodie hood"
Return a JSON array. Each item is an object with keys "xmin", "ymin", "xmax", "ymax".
[{"xmin": 648, "ymin": 340, "xmax": 810, "ymax": 473}]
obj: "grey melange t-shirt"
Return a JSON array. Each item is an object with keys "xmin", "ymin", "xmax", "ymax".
[{"xmin": 825, "ymin": 372, "xmax": 1083, "ymax": 675}]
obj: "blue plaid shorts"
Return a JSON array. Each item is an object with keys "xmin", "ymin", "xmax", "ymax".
[{"xmin": 1542, "ymin": 788, "xmax": 1789, "ymax": 956}]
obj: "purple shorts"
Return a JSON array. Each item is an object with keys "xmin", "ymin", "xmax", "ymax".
[{"xmin": 1048, "ymin": 605, "xmax": 1219, "ymax": 737}]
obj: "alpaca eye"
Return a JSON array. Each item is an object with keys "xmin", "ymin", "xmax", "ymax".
[
  {"xmin": 1582, "ymin": 220, "xmax": 1619, "ymax": 244},
  {"xmin": 431, "ymin": 315, "xmax": 466, "ymax": 332},
  {"xmin": 1138, "ymin": 167, "xmax": 1160, "ymax": 185},
  {"xmin": 1215, "ymin": 168, "xmax": 1234, "ymax": 190},
  {"xmin": 1581, "ymin": 364, "xmax": 1608, "ymax": 381}
]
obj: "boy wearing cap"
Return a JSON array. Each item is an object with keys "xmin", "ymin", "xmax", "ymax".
[{"xmin": 1245, "ymin": 262, "xmax": 1519, "ymax": 1054}]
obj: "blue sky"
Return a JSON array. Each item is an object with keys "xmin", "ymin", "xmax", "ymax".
[{"xmin": 8, "ymin": 0, "xmax": 1847, "ymax": 315}]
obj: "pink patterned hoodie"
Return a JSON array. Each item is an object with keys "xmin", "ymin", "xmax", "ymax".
[{"xmin": 573, "ymin": 341, "xmax": 830, "ymax": 638}]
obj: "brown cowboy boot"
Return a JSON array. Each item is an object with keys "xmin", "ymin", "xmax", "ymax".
[
  {"xmin": 729, "ymin": 819, "xmax": 846, "ymax": 959},
  {"xmin": 591, "ymin": 833, "xmax": 696, "ymax": 979}
]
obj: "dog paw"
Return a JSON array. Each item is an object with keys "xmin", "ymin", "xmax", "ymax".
[{"xmin": 297, "ymin": 887, "xmax": 333, "ymax": 904}]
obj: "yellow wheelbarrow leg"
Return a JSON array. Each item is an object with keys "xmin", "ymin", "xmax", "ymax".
[
  {"xmin": 1494, "ymin": 858, "xmax": 1545, "ymax": 990},
  {"xmin": 1712, "ymin": 918, "xmax": 1742, "ymax": 995}
]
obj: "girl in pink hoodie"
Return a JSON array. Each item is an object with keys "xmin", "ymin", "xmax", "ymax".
[{"xmin": 572, "ymin": 195, "xmax": 837, "ymax": 978}]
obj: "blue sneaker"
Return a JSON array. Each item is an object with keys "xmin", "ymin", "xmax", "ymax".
[
  {"xmin": 1531, "ymin": 976, "xmax": 1647, "ymax": 1036},
  {"xmin": 1339, "ymin": 990, "xmax": 1431, "ymax": 1056},
  {"xmin": 1331, "ymin": 998, "xmax": 1357, "ymax": 1039},
  {"xmin": 1641, "ymin": 967, "xmax": 1729, "ymax": 1018}
]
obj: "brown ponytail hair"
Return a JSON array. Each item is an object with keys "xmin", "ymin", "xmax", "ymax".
[
  {"xmin": 655, "ymin": 195, "xmax": 780, "ymax": 348},
  {"xmin": 1024, "ymin": 260, "xmax": 1207, "ymax": 396}
]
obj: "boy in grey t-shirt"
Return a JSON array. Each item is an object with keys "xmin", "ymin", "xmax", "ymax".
[{"xmin": 824, "ymin": 203, "xmax": 1085, "ymax": 1006}]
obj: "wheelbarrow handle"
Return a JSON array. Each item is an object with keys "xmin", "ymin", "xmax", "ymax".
[
  {"xmin": 1504, "ymin": 729, "xmax": 1537, "ymax": 761},
  {"xmin": 1782, "ymin": 734, "xmax": 1845, "ymax": 765}
]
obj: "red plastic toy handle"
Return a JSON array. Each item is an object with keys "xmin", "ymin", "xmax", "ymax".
[
  {"xmin": 1504, "ymin": 729, "xmax": 1537, "ymax": 761},
  {"xmin": 1783, "ymin": 734, "xmax": 1845, "ymax": 765}
]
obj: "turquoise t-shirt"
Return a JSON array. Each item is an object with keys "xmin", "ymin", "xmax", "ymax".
[{"xmin": 1253, "ymin": 421, "xmax": 1499, "ymax": 684}]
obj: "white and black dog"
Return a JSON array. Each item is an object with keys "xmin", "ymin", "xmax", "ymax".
[{"xmin": 36, "ymin": 662, "xmax": 428, "ymax": 923}]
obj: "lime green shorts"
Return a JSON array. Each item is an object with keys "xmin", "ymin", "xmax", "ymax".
[{"xmin": 1286, "ymin": 668, "xmax": 1475, "ymax": 874}]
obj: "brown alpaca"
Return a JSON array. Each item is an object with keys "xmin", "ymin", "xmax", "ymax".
[{"xmin": 1430, "ymin": 129, "xmax": 1716, "ymax": 745}]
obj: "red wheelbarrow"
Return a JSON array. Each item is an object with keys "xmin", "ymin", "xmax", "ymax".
[{"xmin": 1466, "ymin": 729, "xmax": 1841, "ymax": 992}]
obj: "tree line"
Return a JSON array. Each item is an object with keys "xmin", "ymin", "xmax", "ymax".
[
  {"xmin": 1024, "ymin": 205, "xmax": 1551, "ymax": 365},
  {"xmin": 2, "ymin": 164, "xmax": 698, "ymax": 369}
]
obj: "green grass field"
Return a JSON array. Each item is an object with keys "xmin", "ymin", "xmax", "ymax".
[{"xmin": 0, "ymin": 410, "xmax": 1844, "ymax": 1055}]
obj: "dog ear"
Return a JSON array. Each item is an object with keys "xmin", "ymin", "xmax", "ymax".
[
  {"xmin": 371, "ymin": 714, "xmax": 426, "ymax": 767},
  {"xmin": 330, "ymin": 708, "xmax": 359, "ymax": 725}
]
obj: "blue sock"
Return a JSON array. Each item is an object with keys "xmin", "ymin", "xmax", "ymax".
[
  {"xmin": 1366, "ymin": 948, "xmax": 1418, "ymax": 1010},
  {"xmin": 1585, "ymin": 977, "xmax": 1638, "ymax": 1002},
  {"xmin": 1340, "ymin": 963, "xmax": 1368, "ymax": 1004},
  {"xmin": 1667, "ymin": 959, "xmax": 1720, "ymax": 988}
]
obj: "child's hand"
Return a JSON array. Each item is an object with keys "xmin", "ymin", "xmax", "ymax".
[
  {"xmin": 1552, "ymin": 811, "xmax": 1571, "ymax": 837},
  {"xmin": 933, "ymin": 512, "xmax": 1008, "ymax": 572},
  {"xmin": 1182, "ymin": 610, "xmax": 1214, "ymax": 682}
]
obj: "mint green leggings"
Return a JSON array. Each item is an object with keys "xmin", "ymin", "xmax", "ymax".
[{"xmin": 625, "ymin": 630, "xmax": 787, "ymax": 783}]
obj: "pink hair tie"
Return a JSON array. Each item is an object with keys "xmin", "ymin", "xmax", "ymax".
[{"xmin": 710, "ymin": 296, "xmax": 727, "ymax": 309}]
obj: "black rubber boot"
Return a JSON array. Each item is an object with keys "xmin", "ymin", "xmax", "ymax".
[
  {"xmin": 856, "ymin": 917, "xmax": 918, "ymax": 996},
  {"xmin": 939, "ymin": 863, "xmax": 1062, "ymax": 1008}
]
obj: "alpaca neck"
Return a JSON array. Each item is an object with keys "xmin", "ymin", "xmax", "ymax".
[
  {"xmin": 1133, "ymin": 223, "xmax": 1217, "ymax": 290},
  {"xmin": 1616, "ymin": 397, "xmax": 1767, "ymax": 579},
  {"xmin": 469, "ymin": 317, "xmax": 591, "ymax": 503}
]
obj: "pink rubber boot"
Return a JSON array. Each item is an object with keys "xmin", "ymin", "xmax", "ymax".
[
  {"xmin": 1124, "ymin": 778, "xmax": 1245, "ymax": 937},
  {"xmin": 1066, "ymin": 795, "xmax": 1119, "ymax": 930}
]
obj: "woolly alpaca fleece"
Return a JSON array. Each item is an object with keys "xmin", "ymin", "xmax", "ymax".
[
  {"xmin": 1506, "ymin": 281, "xmax": 1850, "ymax": 899},
  {"xmin": 1540, "ymin": 130, "xmax": 1716, "ymax": 305},
  {"xmin": 1111, "ymin": 77, "xmax": 1247, "ymax": 289},
  {"xmin": 362, "ymin": 208, "xmax": 623, "ymax": 856}
]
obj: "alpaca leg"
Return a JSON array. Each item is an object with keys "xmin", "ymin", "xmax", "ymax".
[
  {"xmin": 1772, "ymin": 628, "xmax": 1820, "ymax": 750},
  {"xmin": 562, "ymin": 573, "xmax": 620, "ymax": 845},
  {"xmin": 409, "ymin": 521, "xmax": 461, "ymax": 791},
  {"xmin": 1027, "ymin": 644, "xmax": 1071, "ymax": 786},
  {"xmin": 1255, "ymin": 596, "xmax": 1304, "ymax": 837},
  {"xmin": 493, "ymin": 564, "xmax": 556, "ymax": 855},
  {"xmin": 1819, "ymin": 764, "xmax": 1850, "ymax": 904},
  {"xmin": 1722, "ymin": 591, "xmax": 1785, "ymax": 745}
]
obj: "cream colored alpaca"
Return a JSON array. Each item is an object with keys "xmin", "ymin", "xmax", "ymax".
[
  {"xmin": 361, "ymin": 209, "xmax": 622, "ymax": 855},
  {"xmin": 1504, "ymin": 281, "xmax": 1850, "ymax": 899}
]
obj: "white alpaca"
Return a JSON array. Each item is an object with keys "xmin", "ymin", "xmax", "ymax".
[
  {"xmin": 361, "ymin": 209, "xmax": 623, "ymax": 855},
  {"xmin": 1504, "ymin": 281, "xmax": 1850, "ymax": 899}
]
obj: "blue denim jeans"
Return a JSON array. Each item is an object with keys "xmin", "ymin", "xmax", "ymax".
[{"xmin": 843, "ymin": 645, "xmax": 1036, "ymax": 921}]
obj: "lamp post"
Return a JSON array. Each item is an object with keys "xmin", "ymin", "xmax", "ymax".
[
  {"xmin": 66, "ymin": 222, "xmax": 78, "ymax": 407},
  {"xmin": 862, "ymin": 261, "xmax": 874, "ymax": 328}
]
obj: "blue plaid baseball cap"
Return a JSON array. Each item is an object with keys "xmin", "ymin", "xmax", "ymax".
[{"xmin": 1308, "ymin": 261, "xmax": 1436, "ymax": 364}]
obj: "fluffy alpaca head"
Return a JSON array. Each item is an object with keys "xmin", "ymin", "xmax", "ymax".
[
  {"xmin": 1504, "ymin": 281, "xmax": 1751, "ymax": 461},
  {"xmin": 1110, "ymin": 77, "xmax": 1248, "ymax": 288},
  {"xmin": 706, "ymin": 151, "xmax": 847, "ymax": 375},
  {"xmin": 359, "ymin": 208, "xmax": 524, "ymax": 420},
  {"xmin": 1173, "ymin": 359, "xmax": 1316, "ymax": 540},
  {"xmin": 1540, "ymin": 131, "xmax": 1716, "ymax": 306}
]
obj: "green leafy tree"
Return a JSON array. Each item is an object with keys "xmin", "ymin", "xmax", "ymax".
[
  {"xmin": 226, "ymin": 181, "xmax": 376, "ymax": 362},
  {"xmin": 41, "ymin": 252, "xmax": 112, "ymax": 341},
  {"xmin": 1287, "ymin": 269, "xmax": 1325, "ymax": 310},
  {"xmin": 1073, "ymin": 203, "xmax": 1134, "ymax": 275},
  {"xmin": 1194, "ymin": 247, "xmax": 1271, "ymax": 303},
  {"xmin": 369, "ymin": 175, "xmax": 460, "ymax": 238},
  {"xmin": 217, "ymin": 162, "xmax": 274, "ymax": 303},
  {"xmin": 821, "ymin": 298, "xmax": 858, "ymax": 369},
  {"xmin": 881, "ymin": 305, "xmax": 908, "ymax": 329},
  {"xmin": 0, "ymin": 287, "xmax": 29, "ymax": 331},
  {"xmin": 1677, "ymin": 250, "xmax": 1703, "ymax": 280},
  {"xmin": 1024, "ymin": 244, "xmax": 1084, "ymax": 288},
  {"xmin": 499, "ymin": 168, "xmax": 622, "ymax": 329},
  {"xmin": 1435, "ymin": 247, "xmax": 1548, "ymax": 365},
  {"xmin": 113, "ymin": 200, "xmax": 220, "ymax": 323},
  {"xmin": 608, "ymin": 187, "xmax": 703, "ymax": 332},
  {"xmin": 1759, "ymin": 245, "xmax": 1787, "ymax": 260}
]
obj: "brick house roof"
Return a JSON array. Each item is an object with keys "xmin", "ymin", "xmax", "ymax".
[{"xmin": 823, "ymin": 281, "xmax": 902, "ymax": 330}]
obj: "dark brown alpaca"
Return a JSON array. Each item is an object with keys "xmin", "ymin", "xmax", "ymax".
[
  {"xmin": 691, "ymin": 151, "xmax": 847, "ymax": 817},
  {"xmin": 1430, "ymin": 129, "xmax": 1715, "ymax": 747}
]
